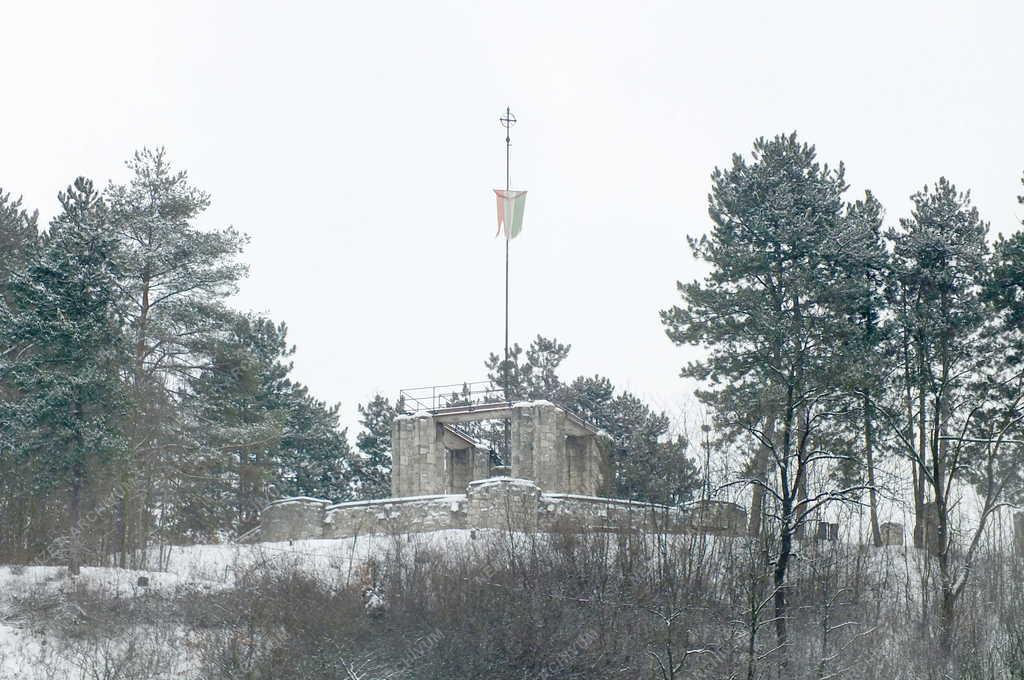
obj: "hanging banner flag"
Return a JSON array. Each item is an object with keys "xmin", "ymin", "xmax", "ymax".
[{"xmin": 494, "ymin": 189, "xmax": 527, "ymax": 240}]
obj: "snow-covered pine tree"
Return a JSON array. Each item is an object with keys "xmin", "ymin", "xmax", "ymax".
[
  {"xmin": 276, "ymin": 386, "xmax": 354, "ymax": 502},
  {"xmin": 661, "ymin": 133, "xmax": 864, "ymax": 671},
  {"xmin": 0, "ymin": 188, "xmax": 38, "ymax": 302},
  {"xmin": 354, "ymin": 394, "xmax": 404, "ymax": 499},
  {"xmin": 0, "ymin": 188, "xmax": 40, "ymax": 559},
  {"xmin": 561, "ymin": 375, "xmax": 700, "ymax": 505},
  {"xmin": 104, "ymin": 148, "xmax": 248, "ymax": 562},
  {"xmin": 0, "ymin": 178, "xmax": 128, "ymax": 574},
  {"xmin": 887, "ymin": 178, "xmax": 1019, "ymax": 653},
  {"xmin": 181, "ymin": 313, "xmax": 354, "ymax": 538}
]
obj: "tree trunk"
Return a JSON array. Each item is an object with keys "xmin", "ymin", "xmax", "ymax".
[
  {"xmin": 913, "ymin": 354, "xmax": 928, "ymax": 549},
  {"xmin": 69, "ymin": 476, "xmax": 82, "ymax": 576},
  {"xmin": 774, "ymin": 519, "xmax": 792, "ymax": 676},
  {"xmin": 772, "ymin": 386, "xmax": 797, "ymax": 676},
  {"xmin": 117, "ymin": 275, "xmax": 150, "ymax": 568},
  {"xmin": 939, "ymin": 585, "xmax": 956, "ymax": 652},
  {"xmin": 864, "ymin": 391, "xmax": 882, "ymax": 546},
  {"xmin": 748, "ymin": 417, "xmax": 775, "ymax": 537}
]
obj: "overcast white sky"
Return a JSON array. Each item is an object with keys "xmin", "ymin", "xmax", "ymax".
[{"xmin": 2, "ymin": 1, "xmax": 1023, "ymax": 435}]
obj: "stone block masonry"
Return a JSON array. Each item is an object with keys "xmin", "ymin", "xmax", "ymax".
[
  {"xmin": 323, "ymin": 495, "xmax": 467, "ymax": 539},
  {"xmin": 391, "ymin": 401, "xmax": 612, "ymax": 499},
  {"xmin": 467, "ymin": 478, "xmax": 541, "ymax": 531},
  {"xmin": 250, "ymin": 481, "xmax": 749, "ymax": 542},
  {"xmin": 880, "ymin": 522, "xmax": 904, "ymax": 546},
  {"xmin": 260, "ymin": 497, "xmax": 331, "ymax": 541}
]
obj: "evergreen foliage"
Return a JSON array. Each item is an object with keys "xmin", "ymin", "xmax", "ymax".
[
  {"xmin": 353, "ymin": 394, "xmax": 404, "ymax": 499},
  {"xmin": 0, "ymin": 178, "xmax": 128, "ymax": 572}
]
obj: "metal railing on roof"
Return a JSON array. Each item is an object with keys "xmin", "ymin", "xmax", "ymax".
[
  {"xmin": 399, "ymin": 381, "xmax": 507, "ymax": 414},
  {"xmin": 398, "ymin": 380, "xmax": 601, "ymax": 439}
]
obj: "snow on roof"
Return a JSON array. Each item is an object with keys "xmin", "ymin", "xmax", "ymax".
[
  {"xmin": 324, "ymin": 494, "xmax": 465, "ymax": 511},
  {"xmin": 467, "ymin": 476, "xmax": 539, "ymax": 490},
  {"xmin": 394, "ymin": 411, "xmax": 435, "ymax": 421},
  {"xmin": 268, "ymin": 496, "xmax": 331, "ymax": 507},
  {"xmin": 512, "ymin": 399, "xmax": 554, "ymax": 409},
  {"xmin": 542, "ymin": 493, "xmax": 679, "ymax": 511}
]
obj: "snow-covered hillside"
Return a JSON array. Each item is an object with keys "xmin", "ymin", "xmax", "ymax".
[{"xmin": 0, "ymin": 531, "xmax": 474, "ymax": 679}]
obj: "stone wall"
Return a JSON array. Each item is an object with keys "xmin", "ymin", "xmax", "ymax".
[
  {"xmin": 323, "ymin": 495, "xmax": 466, "ymax": 539},
  {"xmin": 253, "ymin": 481, "xmax": 750, "ymax": 542},
  {"xmin": 540, "ymin": 494, "xmax": 689, "ymax": 534},
  {"xmin": 880, "ymin": 522, "xmax": 904, "ymax": 546},
  {"xmin": 681, "ymin": 499, "xmax": 748, "ymax": 536},
  {"xmin": 466, "ymin": 478, "xmax": 541, "ymax": 531},
  {"xmin": 260, "ymin": 497, "xmax": 331, "ymax": 541}
]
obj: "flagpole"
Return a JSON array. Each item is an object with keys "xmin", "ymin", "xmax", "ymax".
[
  {"xmin": 504, "ymin": 106, "xmax": 511, "ymax": 402},
  {"xmin": 500, "ymin": 106, "xmax": 516, "ymax": 466}
]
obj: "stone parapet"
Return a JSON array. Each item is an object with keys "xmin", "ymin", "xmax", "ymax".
[
  {"xmin": 540, "ymin": 494, "xmax": 689, "ymax": 534},
  {"xmin": 682, "ymin": 499, "xmax": 748, "ymax": 535},
  {"xmin": 260, "ymin": 497, "xmax": 331, "ymax": 542},
  {"xmin": 323, "ymin": 494, "xmax": 466, "ymax": 539},
  {"xmin": 255, "ymin": 484, "xmax": 749, "ymax": 542},
  {"xmin": 466, "ymin": 477, "xmax": 541, "ymax": 531}
]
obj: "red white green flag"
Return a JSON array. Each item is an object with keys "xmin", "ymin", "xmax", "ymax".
[{"xmin": 494, "ymin": 189, "xmax": 527, "ymax": 240}]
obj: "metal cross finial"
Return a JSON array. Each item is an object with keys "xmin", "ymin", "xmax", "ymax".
[{"xmin": 500, "ymin": 107, "xmax": 516, "ymax": 143}]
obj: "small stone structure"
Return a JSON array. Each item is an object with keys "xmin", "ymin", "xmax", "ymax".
[
  {"xmin": 392, "ymin": 401, "xmax": 612, "ymax": 497},
  {"xmin": 880, "ymin": 521, "xmax": 904, "ymax": 546},
  {"xmin": 251, "ymin": 400, "xmax": 746, "ymax": 543},
  {"xmin": 684, "ymin": 499, "xmax": 748, "ymax": 535},
  {"xmin": 802, "ymin": 520, "xmax": 839, "ymax": 542}
]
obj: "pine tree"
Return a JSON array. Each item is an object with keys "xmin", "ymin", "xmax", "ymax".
[
  {"xmin": 0, "ymin": 178, "xmax": 127, "ymax": 573},
  {"xmin": 0, "ymin": 188, "xmax": 38, "ymax": 301},
  {"xmin": 827, "ymin": 192, "xmax": 890, "ymax": 546},
  {"xmin": 276, "ymin": 387, "xmax": 354, "ymax": 502},
  {"xmin": 184, "ymin": 313, "xmax": 293, "ymax": 535},
  {"xmin": 661, "ymin": 134, "xmax": 867, "ymax": 670},
  {"xmin": 353, "ymin": 394, "xmax": 404, "ymax": 499},
  {"xmin": 890, "ymin": 177, "xmax": 1024, "ymax": 651},
  {"xmin": 561, "ymin": 376, "xmax": 699, "ymax": 504},
  {"xmin": 104, "ymin": 148, "xmax": 248, "ymax": 560},
  {"xmin": 0, "ymin": 188, "xmax": 40, "ymax": 558},
  {"xmin": 180, "ymin": 313, "xmax": 354, "ymax": 537}
]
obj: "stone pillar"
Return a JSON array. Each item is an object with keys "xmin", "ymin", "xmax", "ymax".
[
  {"xmin": 392, "ymin": 413, "xmax": 445, "ymax": 496},
  {"xmin": 511, "ymin": 402, "xmax": 568, "ymax": 492},
  {"xmin": 564, "ymin": 434, "xmax": 612, "ymax": 496},
  {"xmin": 686, "ymin": 500, "xmax": 748, "ymax": 536},
  {"xmin": 510, "ymin": 407, "xmax": 536, "ymax": 482}
]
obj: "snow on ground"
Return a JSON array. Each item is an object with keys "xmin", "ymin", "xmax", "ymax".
[
  {"xmin": 0, "ymin": 530, "xmax": 936, "ymax": 679},
  {"xmin": 0, "ymin": 530, "xmax": 475, "ymax": 679}
]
